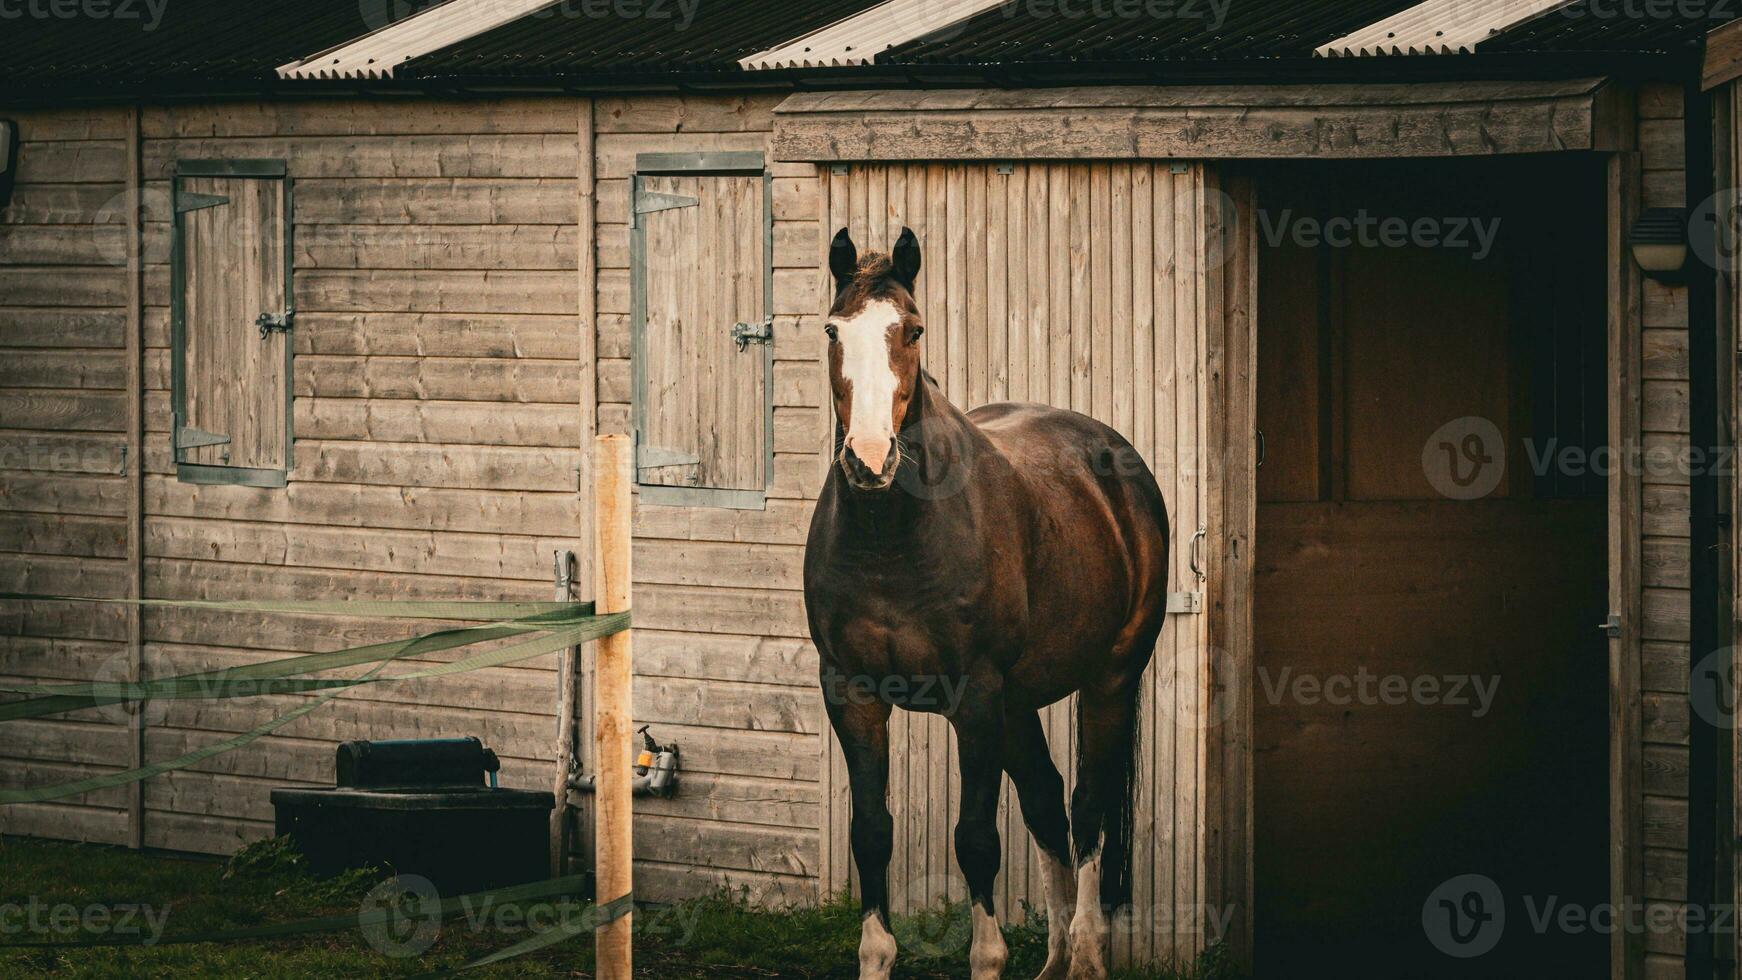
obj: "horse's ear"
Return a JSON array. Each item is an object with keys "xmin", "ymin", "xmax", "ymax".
[
  {"xmin": 892, "ymin": 227, "xmax": 921, "ymax": 292},
  {"xmin": 829, "ymin": 228, "xmax": 858, "ymax": 294}
]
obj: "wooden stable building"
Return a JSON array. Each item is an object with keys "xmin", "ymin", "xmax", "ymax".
[{"xmin": 1, "ymin": 0, "xmax": 1739, "ymax": 975}]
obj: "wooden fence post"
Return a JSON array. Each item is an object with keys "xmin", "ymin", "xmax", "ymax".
[{"xmin": 593, "ymin": 433, "xmax": 633, "ymax": 978}]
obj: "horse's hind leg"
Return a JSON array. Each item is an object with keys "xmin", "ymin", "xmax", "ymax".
[
  {"xmin": 826, "ymin": 693, "xmax": 898, "ymax": 980},
  {"xmin": 1004, "ymin": 705, "xmax": 1075, "ymax": 980},
  {"xmin": 1067, "ymin": 684, "xmax": 1142, "ymax": 980},
  {"xmin": 950, "ymin": 681, "xmax": 1010, "ymax": 980}
]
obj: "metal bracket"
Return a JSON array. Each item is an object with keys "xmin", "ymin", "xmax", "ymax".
[
  {"xmin": 174, "ymin": 426, "xmax": 231, "ymax": 450},
  {"xmin": 1167, "ymin": 592, "xmax": 1203, "ymax": 615},
  {"xmin": 732, "ymin": 316, "xmax": 774, "ymax": 352},
  {"xmin": 1600, "ymin": 615, "xmax": 1623, "ymax": 639},
  {"xmin": 175, "ymin": 191, "xmax": 230, "ymax": 214},
  {"xmin": 256, "ymin": 311, "xmax": 293, "ymax": 338},
  {"xmin": 996, "ymin": 162, "xmax": 1015, "ymax": 176},
  {"xmin": 634, "ymin": 191, "xmax": 699, "ymax": 215}
]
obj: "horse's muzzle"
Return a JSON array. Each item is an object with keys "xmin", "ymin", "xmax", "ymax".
[{"xmin": 840, "ymin": 449, "xmax": 896, "ymax": 491}]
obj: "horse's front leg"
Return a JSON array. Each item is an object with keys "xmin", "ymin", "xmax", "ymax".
[
  {"xmin": 825, "ymin": 681, "xmax": 897, "ymax": 980},
  {"xmin": 949, "ymin": 676, "xmax": 1009, "ymax": 980}
]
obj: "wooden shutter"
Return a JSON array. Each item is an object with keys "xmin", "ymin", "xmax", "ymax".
[
  {"xmin": 171, "ymin": 162, "xmax": 291, "ymax": 487},
  {"xmin": 815, "ymin": 162, "xmax": 1252, "ymax": 966},
  {"xmin": 631, "ymin": 153, "xmax": 772, "ymax": 508}
]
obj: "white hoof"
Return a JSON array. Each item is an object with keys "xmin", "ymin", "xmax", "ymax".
[
  {"xmin": 970, "ymin": 903, "xmax": 1009, "ymax": 980},
  {"xmin": 859, "ymin": 911, "xmax": 896, "ymax": 980},
  {"xmin": 1035, "ymin": 850, "xmax": 1075, "ymax": 980},
  {"xmin": 1065, "ymin": 858, "xmax": 1109, "ymax": 980}
]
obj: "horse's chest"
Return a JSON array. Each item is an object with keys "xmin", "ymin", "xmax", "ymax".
[{"xmin": 823, "ymin": 572, "xmax": 1020, "ymax": 677}]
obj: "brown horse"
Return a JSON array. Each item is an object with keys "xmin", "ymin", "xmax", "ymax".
[{"xmin": 803, "ymin": 228, "xmax": 1171, "ymax": 980}]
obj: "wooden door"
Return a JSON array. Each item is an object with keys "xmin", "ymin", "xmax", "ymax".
[
  {"xmin": 176, "ymin": 174, "xmax": 289, "ymax": 473},
  {"xmin": 632, "ymin": 157, "xmax": 771, "ymax": 505},
  {"xmin": 816, "ymin": 161, "xmax": 1249, "ymax": 965}
]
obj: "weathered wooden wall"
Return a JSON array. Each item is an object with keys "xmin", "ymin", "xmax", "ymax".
[
  {"xmin": 591, "ymin": 95, "xmax": 827, "ymax": 905},
  {"xmin": 1635, "ymin": 81, "xmax": 1696, "ymax": 980},
  {"xmin": 0, "ymin": 98, "xmax": 592, "ymax": 855},
  {"xmin": 0, "ymin": 105, "xmax": 136, "ymax": 847},
  {"xmin": 0, "ymin": 83, "xmax": 1714, "ymax": 973}
]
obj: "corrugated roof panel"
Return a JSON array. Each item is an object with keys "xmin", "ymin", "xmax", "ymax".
[
  {"xmin": 402, "ymin": 0, "xmax": 885, "ymax": 79},
  {"xmin": 1316, "ymin": 0, "xmax": 1572, "ymax": 57},
  {"xmin": 741, "ymin": 0, "xmax": 1005, "ymax": 69},
  {"xmin": 280, "ymin": 0, "xmax": 558, "ymax": 79},
  {"xmin": 880, "ymin": 0, "xmax": 1426, "ymax": 64}
]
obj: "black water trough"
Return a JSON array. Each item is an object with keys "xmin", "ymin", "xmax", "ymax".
[{"xmin": 271, "ymin": 737, "xmax": 553, "ymax": 895}]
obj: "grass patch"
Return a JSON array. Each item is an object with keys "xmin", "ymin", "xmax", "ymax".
[{"xmin": 0, "ymin": 836, "xmax": 1227, "ymax": 978}]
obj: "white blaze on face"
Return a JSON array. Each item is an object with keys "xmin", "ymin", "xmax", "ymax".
[{"xmin": 833, "ymin": 298, "xmax": 902, "ymax": 474}]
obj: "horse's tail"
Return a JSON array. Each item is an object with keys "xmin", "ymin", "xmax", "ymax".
[{"xmin": 1101, "ymin": 688, "xmax": 1141, "ymax": 913}]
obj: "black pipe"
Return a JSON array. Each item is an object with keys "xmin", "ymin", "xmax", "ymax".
[{"xmin": 1684, "ymin": 69, "xmax": 1720, "ymax": 980}]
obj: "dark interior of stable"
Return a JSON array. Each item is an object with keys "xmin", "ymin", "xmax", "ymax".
[{"xmin": 1252, "ymin": 157, "xmax": 1611, "ymax": 976}]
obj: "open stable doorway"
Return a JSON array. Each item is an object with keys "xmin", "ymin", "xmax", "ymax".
[{"xmin": 1252, "ymin": 157, "xmax": 1611, "ymax": 975}]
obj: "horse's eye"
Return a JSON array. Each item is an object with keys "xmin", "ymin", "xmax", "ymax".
[
  {"xmin": 824, "ymin": 324, "xmax": 839, "ymax": 342},
  {"xmin": 908, "ymin": 325, "xmax": 925, "ymax": 344}
]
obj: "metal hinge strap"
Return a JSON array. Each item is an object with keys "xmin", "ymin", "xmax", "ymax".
[
  {"xmin": 638, "ymin": 446, "xmax": 701, "ymax": 471},
  {"xmin": 176, "ymin": 191, "xmax": 230, "ymax": 214},
  {"xmin": 635, "ymin": 191, "xmax": 699, "ymax": 215},
  {"xmin": 175, "ymin": 427, "xmax": 231, "ymax": 450}
]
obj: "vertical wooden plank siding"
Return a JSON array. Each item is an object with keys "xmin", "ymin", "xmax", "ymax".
[
  {"xmin": 0, "ymin": 106, "xmax": 136, "ymax": 847},
  {"xmin": 825, "ymin": 161, "xmax": 1220, "ymax": 963}
]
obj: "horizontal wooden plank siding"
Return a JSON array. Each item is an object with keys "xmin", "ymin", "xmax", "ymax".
[
  {"xmin": 1634, "ymin": 83, "xmax": 1693, "ymax": 980},
  {"xmin": 119, "ymin": 97, "xmax": 592, "ymax": 857},
  {"xmin": 0, "ymin": 106, "xmax": 134, "ymax": 847},
  {"xmin": 772, "ymin": 81, "xmax": 1620, "ymax": 163},
  {"xmin": 592, "ymin": 95, "xmax": 827, "ymax": 901}
]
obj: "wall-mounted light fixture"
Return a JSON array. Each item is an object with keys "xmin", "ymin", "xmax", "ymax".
[
  {"xmin": 0, "ymin": 120, "xmax": 17, "ymax": 212},
  {"xmin": 1629, "ymin": 206, "xmax": 1689, "ymax": 284}
]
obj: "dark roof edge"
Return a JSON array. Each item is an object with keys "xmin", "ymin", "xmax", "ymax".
[{"xmin": 0, "ymin": 50, "xmax": 1700, "ymax": 110}]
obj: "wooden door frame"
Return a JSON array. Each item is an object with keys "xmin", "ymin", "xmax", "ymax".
[
  {"xmin": 1608, "ymin": 147, "xmax": 1647, "ymax": 980},
  {"xmin": 1203, "ymin": 169, "xmax": 1257, "ymax": 967},
  {"xmin": 1213, "ymin": 152, "xmax": 1643, "ymax": 976}
]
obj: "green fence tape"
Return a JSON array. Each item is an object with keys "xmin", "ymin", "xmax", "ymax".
[
  {"xmin": 422, "ymin": 891, "xmax": 634, "ymax": 977},
  {"xmin": 0, "ymin": 599, "xmax": 631, "ymax": 804},
  {"xmin": 0, "ymin": 602, "xmax": 610, "ymax": 721},
  {"xmin": 0, "ymin": 593, "xmax": 593, "ymax": 623}
]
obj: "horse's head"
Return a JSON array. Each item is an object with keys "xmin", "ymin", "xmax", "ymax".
[{"xmin": 826, "ymin": 227, "xmax": 925, "ymax": 492}]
